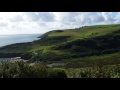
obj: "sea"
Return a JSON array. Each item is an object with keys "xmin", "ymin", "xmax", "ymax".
[
  {"xmin": 0, "ymin": 34, "xmax": 41, "ymax": 47},
  {"xmin": 0, "ymin": 34, "xmax": 42, "ymax": 61}
]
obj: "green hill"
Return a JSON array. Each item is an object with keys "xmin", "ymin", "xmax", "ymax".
[{"xmin": 0, "ymin": 24, "xmax": 120, "ymax": 67}]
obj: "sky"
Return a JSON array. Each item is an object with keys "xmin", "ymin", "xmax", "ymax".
[{"xmin": 0, "ymin": 12, "xmax": 119, "ymax": 35}]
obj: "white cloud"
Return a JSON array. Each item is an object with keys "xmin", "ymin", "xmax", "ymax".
[
  {"xmin": 0, "ymin": 22, "xmax": 8, "ymax": 27},
  {"xmin": 21, "ymin": 12, "xmax": 55, "ymax": 22},
  {"xmin": 0, "ymin": 12, "xmax": 119, "ymax": 35},
  {"xmin": 10, "ymin": 15, "xmax": 24, "ymax": 22}
]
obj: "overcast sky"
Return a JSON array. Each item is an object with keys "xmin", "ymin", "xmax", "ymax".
[{"xmin": 0, "ymin": 12, "xmax": 119, "ymax": 35}]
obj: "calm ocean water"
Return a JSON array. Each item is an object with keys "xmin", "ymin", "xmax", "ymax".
[{"xmin": 0, "ymin": 34, "xmax": 41, "ymax": 47}]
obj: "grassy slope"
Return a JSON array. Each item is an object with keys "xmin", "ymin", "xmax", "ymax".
[
  {"xmin": 0, "ymin": 24, "xmax": 120, "ymax": 66},
  {"xmin": 48, "ymin": 24, "xmax": 120, "ymax": 39},
  {"xmin": 1, "ymin": 24, "xmax": 120, "ymax": 53},
  {"xmin": 45, "ymin": 24, "xmax": 120, "ymax": 51},
  {"xmin": 61, "ymin": 52, "xmax": 120, "ymax": 67}
]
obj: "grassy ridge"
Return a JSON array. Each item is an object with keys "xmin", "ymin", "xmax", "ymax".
[
  {"xmin": 1, "ymin": 24, "xmax": 120, "ymax": 53},
  {"xmin": 0, "ymin": 24, "xmax": 120, "ymax": 67}
]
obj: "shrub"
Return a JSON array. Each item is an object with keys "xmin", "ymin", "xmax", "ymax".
[
  {"xmin": 0, "ymin": 61, "xmax": 67, "ymax": 78},
  {"xmin": 21, "ymin": 53, "xmax": 33, "ymax": 60},
  {"xmin": 47, "ymin": 69, "xmax": 67, "ymax": 78},
  {"xmin": 55, "ymin": 30, "xmax": 64, "ymax": 32},
  {"xmin": 78, "ymin": 69, "xmax": 92, "ymax": 78}
]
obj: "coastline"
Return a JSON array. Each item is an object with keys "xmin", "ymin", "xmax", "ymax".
[{"xmin": 0, "ymin": 34, "xmax": 42, "ymax": 47}]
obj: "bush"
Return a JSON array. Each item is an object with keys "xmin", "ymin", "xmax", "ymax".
[
  {"xmin": 21, "ymin": 53, "xmax": 33, "ymax": 60},
  {"xmin": 78, "ymin": 69, "xmax": 92, "ymax": 78},
  {"xmin": 55, "ymin": 30, "xmax": 64, "ymax": 32},
  {"xmin": 41, "ymin": 52, "xmax": 70, "ymax": 61},
  {"xmin": 0, "ymin": 61, "xmax": 67, "ymax": 78},
  {"xmin": 48, "ymin": 69, "xmax": 67, "ymax": 78}
]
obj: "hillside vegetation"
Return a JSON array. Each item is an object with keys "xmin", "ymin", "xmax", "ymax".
[{"xmin": 0, "ymin": 24, "xmax": 120, "ymax": 67}]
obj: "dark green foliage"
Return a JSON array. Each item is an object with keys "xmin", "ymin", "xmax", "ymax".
[
  {"xmin": 66, "ymin": 63, "xmax": 120, "ymax": 78},
  {"xmin": 71, "ymin": 45, "xmax": 90, "ymax": 52},
  {"xmin": 38, "ymin": 33, "xmax": 48, "ymax": 39},
  {"xmin": 47, "ymin": 69, "xmax": 67, "ymax": 78},
  {"xmin": 0, "ymin": 61, "xmax": 67, "ymax": 78},
  {"xmin": 54, "ymin": 30, "xmax": 64, "ymax": 32},
  {"xmin": 30, "ymin": 50, "xmax": 44, "ymax": 62},
  {"xmin": 0, "ymin": 43, "xmax": 31, "ymax": 53},
  {"xmin": 65, "ymin": 62, "xmax": 85, "ymax": 68},
  {"xmin": 21, "ymin": 53, "xmax": 33, "ymax": 60},
  {"xmin": 41, "ymin": 52, "xmax": 70, "ymax": 61},
  {"xmin": 0, "ymin": 61, "xmax": 18, "ymax": 78},
  {"xmin": 0, "ymin": 53, "xmax": 22, "ymax": 58},
  {"xmin": 34, "ymin": 36, "xmax": 70, "ymax": 46},
  {"xmin": 78, "ymin": 69, "xmax": 92, "ymax": 78},
  {"xmin": 16, "ymin": 62, "xmax": 48, "ymax": 78},
  {"xmin": 41, "ymin": 52, "xmax": 59, "ymax": 61},
  {"xmin": 0, "ymin": 43, "xmax": 32, "ymax": 58}
]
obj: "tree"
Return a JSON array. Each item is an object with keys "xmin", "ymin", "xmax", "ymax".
[{"xmin": 31, "ymin": 49, "xmax": 44, "ymax": 62}]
